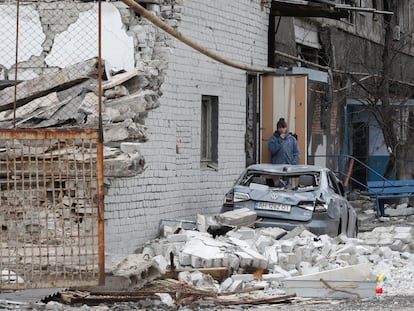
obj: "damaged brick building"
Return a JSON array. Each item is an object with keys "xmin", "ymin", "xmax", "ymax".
[
  {"xmin": 267, "ymin": 0, "xmax": 414, "ymax": 185},
  {"xmin": 1, "ymin": 0, "xmax": 414, "ymax": 261}
]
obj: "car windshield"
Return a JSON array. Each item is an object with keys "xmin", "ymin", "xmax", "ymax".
[{"xmin": 240, "ymin": 171, "xmax": 320, "ymax": 191}]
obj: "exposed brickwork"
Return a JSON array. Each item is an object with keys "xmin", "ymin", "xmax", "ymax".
[{"xmin": 103, "ymin": 0, "xmax": 269, "ymax": 253}]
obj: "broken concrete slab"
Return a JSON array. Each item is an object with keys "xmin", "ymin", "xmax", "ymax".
[
  {"xmin": 168, "ymin": 267, "xmax": 229, "ymax": 283},
  {"xmin": 110, "ymin": 254, "xmax": 162, "ymax": 289},
  {"xmin": 283, "ymin": 263, "xmax": 377, "ymax": 298},
  {"xmin": 103, "ymin": 152, "xmax": 146, "ymax": 177},
  {"xmin": 180, "ymin": 235, "xmax": 229, "ymax": 268},
  {"xmin": 102, "ymin": 68, "xmax": 143, "ymax": 90},
  {"xmin": 279, "ymin": 224, "xmax": 306, "ymax": 240},
  {"xmin": 256, "ymin": 227, "xmax": 287, "ymax": 240},
  {"xmin": 286, "ymin": 263, "xmax": 375, "ymax": 281},
  {"xmin": 216, "ymin": 208, "xmax": 257, "ymax": 228},
  {"xmin": 0, "ymin": 58, "xmax": 98, "ymax": 112},
  {"xmin": 385, "ymin": 206, "xmax": 414, "ymax": 217}
]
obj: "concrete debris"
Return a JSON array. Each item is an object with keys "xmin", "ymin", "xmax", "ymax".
[
  {"xmin": 385, "ymin": 205, "xmax": 414, "ymax": 217},
  {"xmin": 0, "ymin": 58, "xmax": 99, "ymax": 112},
  {"xmin": 358, "ymin": 226, "xmax": 413, "ymax": 253},
  {"xmin": 98, "ymin": 254, "xmax": 163, "ymax": 291},
  {"xmin": 5, "ymin": 210, "xmax": 414, "ymax": 308},
  {"xmin": 0, "ymin": 57, "xmax": 167, "ymax": 177},
  {"xmin": 179, "ymin": 234, "xmax": 230, "ymax": 268},
  {"xmin": 216, "ymin": 208, "xmax": 257, "ymax": 228},
  {"xmin": 283, "ymin": 263, "xmax": 376, "ymax": 298},
  {"xmin": 196, "ymin": 214, "xmax": 234, "ymax": 238},
  {"xmin": 122, "ymin": 215, "xmax": 414, "ymax": 300}
]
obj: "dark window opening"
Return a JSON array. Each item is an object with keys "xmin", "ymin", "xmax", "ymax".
[
  {"xmin": 340, "ymin": 0, "xmax": 356, "ymax": 24},
  {"xmin": 201, "ymin": 95, "xmax": 219, "ymax": 169},
  {"xmin": 296, "ymin": 44, "xmax": 329, "ymax": 67}
]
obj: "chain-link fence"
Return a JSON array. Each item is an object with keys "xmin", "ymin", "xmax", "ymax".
[{"xmin": 0, "ymin": 0, "xmax": 104, "ymax": 289}]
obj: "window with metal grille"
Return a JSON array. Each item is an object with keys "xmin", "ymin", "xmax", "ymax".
[{"xmin": 200, "ymin": 95, "xmax": 218, "ymax": 168}]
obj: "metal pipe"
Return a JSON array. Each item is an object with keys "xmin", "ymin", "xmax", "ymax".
[{"xmin": 121, "ymin": 0, "xmax": 276, "ymax": 73}]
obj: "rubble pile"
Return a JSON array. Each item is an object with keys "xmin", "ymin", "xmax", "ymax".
[
  {"xmin": 0, "ymin": 57, "xmax": 167, "ymax": 177},
  {"xmin": 137, "ymin": 227, "xmax": 414, "ymax": 291},
  {"xmin": 2, "ymin": 208, "xmax": 414, "ymax": 309},
  {"xmin": 385, "ymin": 203, "xmax": 414, "ymax": 217},
  {"xmin": 124, "ymin": 209, "xmax": 414, "ymax": 299}
]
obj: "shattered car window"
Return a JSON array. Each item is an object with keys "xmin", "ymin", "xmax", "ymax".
[{"xmin": 241, "ymin": 171, "xmax": 320, "ymax": 191}]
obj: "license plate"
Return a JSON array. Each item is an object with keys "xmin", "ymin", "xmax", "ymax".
[{"xmin": 255, "ymin": 202, "xmax": 291, "ymax": 212}]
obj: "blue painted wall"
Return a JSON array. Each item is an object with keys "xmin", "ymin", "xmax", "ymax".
[{"xmin": 368, "ymin": 155, "xmax": 395, "ymax": 181}]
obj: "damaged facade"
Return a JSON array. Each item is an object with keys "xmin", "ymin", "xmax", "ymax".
[
  {"xmin": 268, "ymin": 0, "xmax": 414, "ymax": 184},
  {"xmin": 2, "ymin": 0, "xmax": 414, "ymax": 257},
  {"xmin": 0, "ymin": 0, "xmax": 269, "ymax": 254}
]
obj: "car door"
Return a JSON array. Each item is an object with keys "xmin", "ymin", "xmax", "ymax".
[{"xmin": 327, "ymin": 170, "xmax": 349, "ymax": 235}]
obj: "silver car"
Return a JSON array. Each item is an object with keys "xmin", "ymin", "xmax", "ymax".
[{"xmin": 222, "ymin": 164, "xmax": 358, "ymax": 237}]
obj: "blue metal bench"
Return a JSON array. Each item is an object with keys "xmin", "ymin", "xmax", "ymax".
[{"xmin": 367, "ymin": 180, "xmax": 414, "ymax": 216}]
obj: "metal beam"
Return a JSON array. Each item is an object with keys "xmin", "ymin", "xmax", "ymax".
[
  {"xmin": 271, "ymin": 0, "xmax": 393, "ymax": 19},
  {"xmin": 271, "ymin": 1, "xmax": 348, "ymax": 19}
]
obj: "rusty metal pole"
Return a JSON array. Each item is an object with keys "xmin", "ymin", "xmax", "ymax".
[
  {"xmin": 97, "ymin": 0, "xmax": 105, "ymax": 286},
  {"xmin": 13, "ymin": 0, "xmax": 20, "ymax": 128},
  {"xmin": 344, "ymin": 158, "xmax": 355, "ymax": 187}
]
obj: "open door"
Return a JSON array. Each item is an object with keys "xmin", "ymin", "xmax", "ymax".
[{"xmin": 261, "ymin": 74, "xmax": 308, "ymax": 164}]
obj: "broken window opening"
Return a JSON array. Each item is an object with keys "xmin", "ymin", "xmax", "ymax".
[
  {"xmin": 340, "ymin": 0, "xmax": 356, "ymax": 24},
  {"xmin": 200, "ymin": 95, "xmax": 218, "ymax": 169},
  {"xmin": 296, "ymin": 44, "xmax": 328, "ymax": 67},
  {"xmin": 372, "ymin": 0, "xmax": 382, "ymax": 21}
]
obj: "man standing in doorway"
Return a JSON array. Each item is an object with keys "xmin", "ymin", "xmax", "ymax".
[{"xmin": 268, "ymin": 118, "xmax": 300, "ymax": 164}]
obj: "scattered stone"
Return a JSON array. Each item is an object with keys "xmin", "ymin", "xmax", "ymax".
[{"xmin": 216, "ymin": 208, "xmax": 257, "ymax": 228}]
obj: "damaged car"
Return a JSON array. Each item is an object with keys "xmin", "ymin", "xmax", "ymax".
[{"xmin": 222, "ymin": 164, "xmax": 358, "ymax": 237}]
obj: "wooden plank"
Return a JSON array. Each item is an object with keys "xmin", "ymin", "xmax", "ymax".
[
  {"xmin": 59, "ymin": 290, "xmax": 160, "ymax": 305},
  {"xmin": 102, "ymin": 69, "xmax": 142, "ymax": 90},
  {"xmin": 215, "ymin": 293, "xmax": 296, "ymax": 306}
]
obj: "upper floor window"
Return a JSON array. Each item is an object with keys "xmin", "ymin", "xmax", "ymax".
[
  {"xmin": 296, "ymin": 44, "xmax": 329, "ymax": 67},
  {"xmin": 372, "ymin": 0, "xmax": 382, "ymax": 21},
  {"xmin": 340, "ymin": 0, "xmax": 356, "ymax": 24},
  {"xmin": 396, "ymin": 1, "xmax": 410, "ymax": 33}
]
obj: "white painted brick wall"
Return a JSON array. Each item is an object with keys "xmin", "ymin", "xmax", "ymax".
[{"xmin": 105, "ymin": 0, "xmax": 269, "ymax": 254}]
